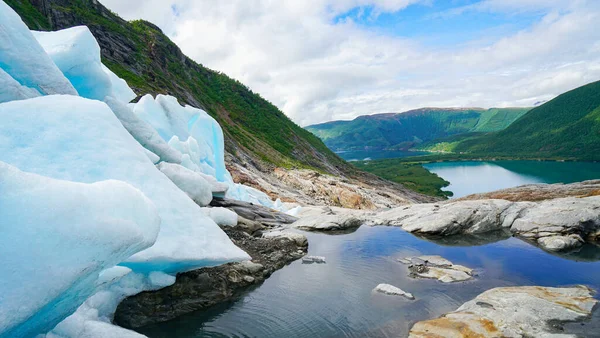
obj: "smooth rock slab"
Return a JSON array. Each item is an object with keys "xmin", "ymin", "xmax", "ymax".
[
  {"xmin": 400, "ymin": 255, "xmax": 474, "ymax": 283},
  {"xmin": 262, "ymin": 230, "xmax": 308, "ymax": 247},
  {"xmin": 373, "ymin": 284, "xmax": 415, "ymax": 300},
  {"xmin": 409, "ymin": 285, "xmax": 598, "ymax": 338},
  {"xmin": 302, "ymin": 256, "xmax": 326, "ymax": 264}
]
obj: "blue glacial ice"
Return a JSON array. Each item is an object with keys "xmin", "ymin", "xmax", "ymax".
[
  {"xmin": 0, "ymin": 2, "xmax": 288, "ymax": 336},
  {"xmin": 33, "ymin": 26, "xmax": 137, "ymax": 103},
  {"xmin": 0, "ymin": 1, "xmax": 77, "ymax": 96},
  {"xmin": 0, "ymin": 95, "xmax": 250, "ymax": 274},
  {"xmin": 0, "ymin": 162, "xmax": 160, "ymax": 338}
]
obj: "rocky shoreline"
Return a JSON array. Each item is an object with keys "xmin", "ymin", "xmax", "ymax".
[
  {"xmin": 113, "ymin": 181, "xmax": 600, "ymax": 336},
  {"xmin": 293, "ymin": 194, "xmax": 600, "ymax": 253},
  {"xmin": 114, "ymin": 202, "xmax": 308, "ymax": 329}
]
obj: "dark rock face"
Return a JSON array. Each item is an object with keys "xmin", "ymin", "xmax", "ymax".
[
  {"xmin": 113, "ymin": 226, "xmax": 307, "ymax": 329},
  {"xmin": 210, "ymin": 198, "xmax": 298, "ymax": 227}
]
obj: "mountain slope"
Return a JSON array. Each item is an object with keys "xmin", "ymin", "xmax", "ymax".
[
  {"xmin": 6, "ymin": 0, "xmax": 346, "ymax": 174},
  {"xmin": 306, "ymin": 108, "xmax": 529, "ymax": 151},
  {"xmin": 454, "ymin": 80, "xmax": 600, "ymax": 160},
  {"xmin": 6, "ymin": 0, "xmax": 438, "ymax": 205}
]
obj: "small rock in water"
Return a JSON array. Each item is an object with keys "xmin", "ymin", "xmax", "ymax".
[
  {"xmin": 374, "ymin": 284, "xmax": 415, "ymax": 300},
  {"xmin": 402, "ymin": 255, "xmax": 474, "ymax": 283},
  {"xmin": 302, "ymin": 256, "xmax": 326, "ymax": 264}
]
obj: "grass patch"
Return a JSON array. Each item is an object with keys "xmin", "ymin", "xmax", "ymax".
[{"xmin": 352, "ymin": 159, "xmax": 452, "ymax": 198}]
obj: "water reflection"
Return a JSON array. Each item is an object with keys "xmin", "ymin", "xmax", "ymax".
[
  {"xmin": 424, "ymin": 161, "xmax": 600, "ymax": 198},
  {"xmin": 141, "ymin": 226, "xmax": 600, "ymax": 338},
  {"xmin": 413, "ymin": 230, "xmax": 512, "ymax": 247}
]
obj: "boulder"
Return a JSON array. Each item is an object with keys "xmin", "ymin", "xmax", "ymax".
[
  {"xmin": 409, "ymin": 285, "xmax": 598, "ymax": 337},
  {"xmin": 373, "ymin": 284, "xmax": 415, "ymax": 300}
]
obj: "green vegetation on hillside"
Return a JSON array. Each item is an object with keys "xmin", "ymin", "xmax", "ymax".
[
  {"xmin": 8, "ymin": 0, "xmax": 345, "ymax": 172},
  {"xmin": 306, "ymin": 108, "xmax": 529, "ymax": 151},
  {"xmin": 352, "ymin": 159, "xmax": 452, "ymax": 198},
  {"xmin": 453, "ymin": 80, "xmax": 600, "ymax": 160}
]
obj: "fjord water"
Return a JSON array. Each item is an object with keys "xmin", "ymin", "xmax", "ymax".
[
  {"xmin": 140, "ymin": 226, "xmax": 600, "ymax": 338},
  {"xmin": 424, "ymin": 160, "xmax": 600, "ymax": 198},
  {"xmin": 336, "ymin": 150, "xmax": 430, "ymax": 161}
]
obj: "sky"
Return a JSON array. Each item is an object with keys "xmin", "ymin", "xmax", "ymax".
[{"xmin": 101, "ymin": 0, "xmax": 600, "ymax": 126}]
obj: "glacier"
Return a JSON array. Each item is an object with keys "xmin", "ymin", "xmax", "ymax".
[
  {"xmin": 132, "ymin": 94, "xmax": 286, "ymax": 210},
  {"xmin": 0, "ymin": 162, "xmax": 160, "ymax": 338},
  {"xmin": 102, "ymin": 64, "xmax": 137, "ymax": 103},
  {"xmin": 156, "ymin": 162, "xmax": 214, "ymax": 206},
  {"xmin": 0, "ymin": 1, "xmax": 77, "ymax": 96},
  {"xmin": 33, "ymin": 26, "xmax": 135, "ymax": 103},
  {"xmin": 0, "ymin": 67, "xmax": 40, "ymax": 103},
  {"xmin": 0, "ymin": 2, "xmax": 288, "ymax": 336},
  {"xmin": 104, "ymin": 96, "xmax": 183, "ymax": 164},
  {"xmin": 0, "ymin": 95, "xmax": 250, "ymax": 273}
]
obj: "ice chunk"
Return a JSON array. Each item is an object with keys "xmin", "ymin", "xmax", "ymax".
[
  {"xmin": 201, "ymin": 207, "xmax": 239, "ymax": 226},
  {"xmin": 168, "ymin": 135, "xmax": 215, "ymax": 176},
  {"xmin": 157, "ymin": 162, "xmax": 213, "ymax": 206},
  {"xmin": 133, "ymin": 95, "xmax": 226, "ymax": 180},
  {"xmin": 0, "ymin": 162, "xmax": 160, "ymax": 338},
  {"xmin": 0, "ymin": 96, "xmax": 250, "ymax": 274},
  {"xmin": 131, "ymin": 94, "xmax": 280, "ymax": 209},
  {"xmin": 32, "ymin": 26, "xmax": 113, "ymax": 101},
  {"xmin": 373, "ymin": 284, "xmax": 415, "ymax": 300},
  {"xmin": 0, "ymin": 67, "xmax": 40, "ymax": 103},
  {"xmin": 158, "ymin": 162, "xmax": 227, "ymax": 195},
  {"xmin": 0, "ymin": 1, "xmax": 77, "ymax": 95},
  {"xmin": 102, "ymin": 64, "xmax": 136, "ymax": 103},
  {"xmin": 47, "ymin": 271, "xmax": 174, "ymax": 338},
  {"xmin": 105, "ymin": 96, "xmax": 182, "ymax": 164},
  {"xmin": 132, "ymin": 94, "xmax": 174, "ymax": 141},
  {"xmin": 286, "ymin": 206, "xmax": 302, "ymax": 217}
]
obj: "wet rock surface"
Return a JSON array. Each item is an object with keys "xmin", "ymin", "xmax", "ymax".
[
  {"xmin": 400, "ymin": 255, "xmax": 475, "ymax": 283},
  {"xmin": 114, "ymin": 225, "xmax": 307, "ymax": 329},
  {"xmin": 292, "ymin": 196, "xmax": 600, "ymax": 252},
  {"xmin": 373, "ymin": 284, "xmax": 415, "ymax": 300},
  {"xmin": 409, "ymin": 285, "xmax": 598, "ymax": 338},
  {"xmin": 210, "ymin": 198, "xmax": 298, "ymax": 227},
  {"xmin": 458, "ymin": 180, "xmax": 600, "ymax": 202},
  {"xmin": 292, "ymin": 206, "xmax": 365, "ymax": 232}
]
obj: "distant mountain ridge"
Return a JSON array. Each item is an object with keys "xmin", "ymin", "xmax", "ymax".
[
  {"xmin": 306, "ymin": 107, "xmax": 530, "ymax": 151},
  {"xmin": 452, "ymin": 80, "xmax": 600, "ymax": 160}
]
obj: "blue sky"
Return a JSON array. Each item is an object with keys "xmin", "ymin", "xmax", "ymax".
[
  {"xmin": 335, "ymin": 1, "xmax": 545, "ymax": 48},
  {"xmin": 103, "ymin": 0, "xmax": 600, "ymax": 126}
]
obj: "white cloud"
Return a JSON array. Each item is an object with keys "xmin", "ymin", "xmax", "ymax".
[{"xmin": 101, "ymin": 0, "xmax": 600, "ymax": 126}]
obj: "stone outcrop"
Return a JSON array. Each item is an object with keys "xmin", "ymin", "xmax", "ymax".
[
  {"xmin": 458, "ymin": 180, "xmax": 600, "ymax": 202},
  {"xmin": 114, "ymin": 212, "xmax": 307, "ymax": 329},
  {"xmin": 210, "ymin": 198, "xmax": 298, "ymax": 228},
  {"xmin": 292, "ymin": 206, "xmax": 366, "ymax": 232},
  {"xmin": 373, "ymin": 284, "xmax": 415, "ymax": 300},
  {"xmin": 290, "ymin": 196, "xmax": 600, "ymax": 252},
  {"xmin": 409, "ymin": 285, "xmax": 598, "ymax": 338},
  {"xmin": 227, "ymin": 163, "xmax": 439, "ymax": 210},
  {"xmin": 399, "ymin": 255, "xmax": 475, "ymax": 283}
]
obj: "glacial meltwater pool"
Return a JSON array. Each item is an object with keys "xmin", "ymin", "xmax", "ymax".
[
  {"xmin": 424, "ymin": 161, "xmax": 600, "ymax": 198},
  {"xmin": 139, "ymin": 226, "xmax": 600, "ymax": 338}
]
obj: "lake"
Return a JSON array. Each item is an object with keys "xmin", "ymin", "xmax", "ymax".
[
  {"xmin": 139, "ymin": 226, "xmax": 600, "ymax": 338},
  {"xmin": 336, "ymin": 150, "xmax": 429, "ymax": 161},
  {"xmin": 424, "ymin": 160, "xmax": 600, "ymax": 198}
]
